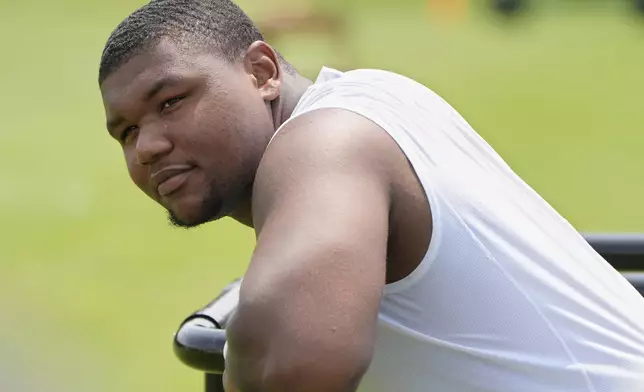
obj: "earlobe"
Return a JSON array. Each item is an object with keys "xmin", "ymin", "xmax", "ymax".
[{"xmin": 259, "ymin": 77, "xmax": 280, "ymax": 102}]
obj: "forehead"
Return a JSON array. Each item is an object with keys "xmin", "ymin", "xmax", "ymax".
[{"xmin": 100, "ymin": 39, "xmax": 229, "ymax": 110}]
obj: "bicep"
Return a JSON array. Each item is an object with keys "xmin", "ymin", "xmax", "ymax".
[
  {"xmin": 248, "ymin": 150, "xmax": 390, "ymax": 333},
  {"xmin": 245, "ymin": 164, "xmax": 389, "ymax": 358}
]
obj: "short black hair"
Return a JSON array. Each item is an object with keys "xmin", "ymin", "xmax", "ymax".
[{"xmin": 99, "ymin": 0, "xmax": 296, "ymax": 84}]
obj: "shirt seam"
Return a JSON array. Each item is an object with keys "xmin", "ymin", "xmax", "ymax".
[{"xmin": 455, "ymin": 211, "xmax": 598, "ymax": 392}]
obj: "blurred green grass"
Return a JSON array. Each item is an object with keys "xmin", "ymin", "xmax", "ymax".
[{"xmin": 0, "ymin": 1, "xmax": 642, "ymax": 390}]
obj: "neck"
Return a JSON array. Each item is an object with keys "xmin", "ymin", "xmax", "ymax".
[
  {"xmin": 271, "ymin": 72, "xmax": 313, "ymax": 130},
  {"xmin": 229, "ymin": 72, "xmax": 313, "ymax": 229},
  {"xmin": 229, "ymin": 196, "xmax": 254, "ymax": 228}
]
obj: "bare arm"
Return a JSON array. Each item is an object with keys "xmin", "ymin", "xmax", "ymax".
[{"xmin": 224, "ymin": 109, "xmax": 397, "ymax": 392}]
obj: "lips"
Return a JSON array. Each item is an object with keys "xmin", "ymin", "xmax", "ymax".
[{"xmin": 151, "ymin": 165, "xmax": 194, "ymax": 197}]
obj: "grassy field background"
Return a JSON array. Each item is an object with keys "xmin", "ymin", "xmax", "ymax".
[{"xmin": 1, "ymin": 0, "xmax": 643, "ymax": 390}]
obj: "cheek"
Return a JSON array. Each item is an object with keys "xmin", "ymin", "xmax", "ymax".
[
  {"xmin": 199, "ymin": 82, "xmax": 268, "ymax": 133},
  {"xmin": 187, "ymin": 105, "xmax": 240, "ymax": 156},
  {"xmin": 185, "ymin": 88, "xmax": 271, "ymax": 172}
]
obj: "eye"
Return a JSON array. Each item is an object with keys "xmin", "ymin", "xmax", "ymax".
[
  {"xmin": 161, "ymin": 96, "xmax": 185, "ymax": 112},
  {"xmin": 120, "ymin": 126, "xmax": 138, "ymax": 143}
]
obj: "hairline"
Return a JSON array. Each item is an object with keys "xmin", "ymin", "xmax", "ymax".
[
  {"xmin": 100, "ymin": 35, "xmax": 296, "ymax": 86},
  {"xmin": 100, "ymin": 33, "xmax": 246, "ymax": 84}
]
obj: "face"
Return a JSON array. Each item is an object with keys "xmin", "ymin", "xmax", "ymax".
[{"xmin": 100, "ymin": 39, "xmax": 281, "ymax": 227}]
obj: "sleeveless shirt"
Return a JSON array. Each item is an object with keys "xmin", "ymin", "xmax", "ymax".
[{"xmin": 276, "ymin": 67, "xmax": 644, "ymax": 392}]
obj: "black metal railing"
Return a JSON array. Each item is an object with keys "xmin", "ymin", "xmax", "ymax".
[
  {"xmin": 584, "ymin": 233, "xmax": 644, "ymax": 272},
  {"xmin": 174, "ymin": 233, "xmax": 644, "ymax": 392}
]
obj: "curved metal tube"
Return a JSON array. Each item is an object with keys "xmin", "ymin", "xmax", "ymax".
[
  {"xmin": 173, "ymin": 279, "xmax": 241, "ymax": 374},
  {"xmin": 174, "ymin": 317, "xmax": 227, "ymax": 374}
]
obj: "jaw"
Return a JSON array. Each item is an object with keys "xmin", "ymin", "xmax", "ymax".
[{"xmin": 165, "ymin": 180, "xmax": 235, "ymax": 228}]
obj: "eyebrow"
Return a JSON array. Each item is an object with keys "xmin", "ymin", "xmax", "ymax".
[
  {"xmin": 145, "ymin": 76, "xmax": 180, "ymax": 101},
  {"xmin": 106, "ymin": 76, "xmax": 182, "ymax": 134}
]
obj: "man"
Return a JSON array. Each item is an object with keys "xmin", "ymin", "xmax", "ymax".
[{"xmin": 98, "ymin": 1, "xmax": 644, "ymax": 391}]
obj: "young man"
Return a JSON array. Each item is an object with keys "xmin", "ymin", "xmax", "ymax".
[{"xmin": 98, "ymin": 1, "xmax": 644, "ymax": 391}]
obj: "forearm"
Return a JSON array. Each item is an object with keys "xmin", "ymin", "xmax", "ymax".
[
  {"xmin": 225, "ymin": 302, "xmax": 372, "ymax": 392},
  {"xmin": 225, "ymin": 356, "xmax": 365, "ymax": 392}
]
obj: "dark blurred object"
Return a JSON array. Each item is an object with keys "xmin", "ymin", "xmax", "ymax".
[
  {"xmin": 492, "ymin": 0, "xmax": 528, "ymax": 15},
  {"xmin": 254, "ymin": 4, "xmax": 353, "ymax": 70},
  {"xmin": 636, "ymin": 0, "xmax": 644, "ymax": 14},
  {"xmin": 256, "ymin": 6, "xmax": 346, "ymax": 43}
]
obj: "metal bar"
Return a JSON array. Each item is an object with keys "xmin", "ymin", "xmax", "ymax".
[
  {"xmin": 623, "ymin": 272, "xmax": 644, "ymax": 295},
  {"xmin": 584, "ymin": 233, "xmax": 644, "ymax": 271},
  {"xmin": 205, "ymin": 373, "xmax": 225, "ymax": 392},
  {"xmin": 584, "ymin": 233, "xmax": 644, "ymax": 255}
]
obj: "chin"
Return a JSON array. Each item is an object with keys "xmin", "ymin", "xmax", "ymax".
[
  {"xmin": 166, "ymin": 195, "xmax": 224, "ymax": 229},
  {"xmin": 167, "ymin": 210, "xmax": 211, "ymax": 228}
]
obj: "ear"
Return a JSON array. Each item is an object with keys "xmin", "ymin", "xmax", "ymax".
[{"xmin": 243, "ymin": 41, "xmax": 282, "ymax": 102}]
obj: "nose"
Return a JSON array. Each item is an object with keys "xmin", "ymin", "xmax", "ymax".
[{"xmin": 135, "ymin": 124, "xmax": 173, "ymax": 165}]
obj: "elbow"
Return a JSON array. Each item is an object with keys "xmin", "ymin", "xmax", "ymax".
[
  {"xmin": 226, "ymin": 301, "xmax": 375, "ymax": 392},
  {"xmin": 259, "ymin": 344, "xmax": 373, "ymax": 392}
]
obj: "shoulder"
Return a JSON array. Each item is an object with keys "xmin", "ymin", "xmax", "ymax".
[
  {"xmin": 272, "ymin": 108, "xmax": 396, "ymax": 160},
  {"xmin": 320, "ymin": 69, "xmax": 423, "ymax": 95},
  {"xmin": 299, "ymin": 68, "xmax": 425, "ymax": 104},
  {"xmin": 251, "ymin": 108, "xmax": 411, "ymax": 226},
  {"xmin": 290, "ymin": 68, "xmax": 442, "ymax": 136},
  {"xmin": 259, "ymin": 108, "xmax": 406, "ymax": 184}
]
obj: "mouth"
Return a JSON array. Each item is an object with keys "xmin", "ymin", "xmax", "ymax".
[{"xmin": 151, "ymin": 165, "xmax": 195, "ymax": 197}]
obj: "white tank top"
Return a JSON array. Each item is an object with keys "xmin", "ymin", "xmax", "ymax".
[{"xmin": 280, "ymin": 67, "xmax": 644, "ymax": 391}]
